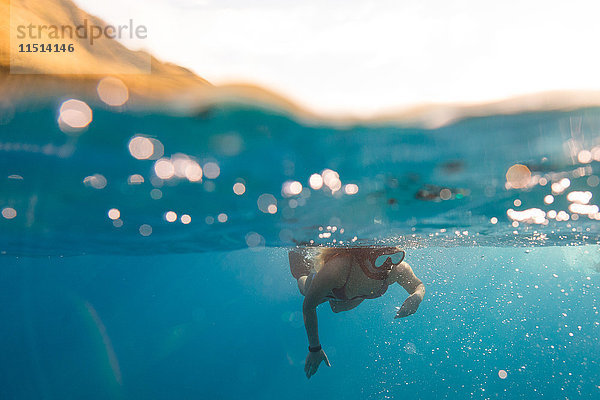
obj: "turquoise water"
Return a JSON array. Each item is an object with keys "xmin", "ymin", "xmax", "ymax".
[{"xmin": 1, "ymin": 99, "xmax": 600, "ymax": 398}]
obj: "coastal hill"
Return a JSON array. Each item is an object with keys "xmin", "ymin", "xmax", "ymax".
[
  {"xmin": 0, "ymin": 0, "xmax": 201, "ymax": 100},
  {"xmin": 2, "ymin": 0, "xmax": 600, "ymax": 127},
  {"xmin": 0, "ymin": 0, "xmax": 310, "ymax": 118}
]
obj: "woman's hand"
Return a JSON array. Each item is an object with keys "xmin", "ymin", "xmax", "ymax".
[
  {"xmin": 395, "ymin": 292, "xmax": 422, "ymax": 318},
  {"xmin": 304, "ymin": 349, "xmax": 331, "ymax": 379}
]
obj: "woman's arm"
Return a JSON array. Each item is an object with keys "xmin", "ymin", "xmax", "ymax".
[
  {"xmin": 302, "ymin": 255, "xmax": 348, "ymax": 378},
  {"xmin": 392, "ymin": 261, "xmax": 425, "ymax": 318}
]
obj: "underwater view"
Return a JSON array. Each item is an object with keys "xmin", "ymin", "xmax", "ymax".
[
  {"xmin": 1, "ymin": 97, "xmax": 600, "ymax": 399},
  {"xmin": 4, "ymin": 0, "xmax": 600, "ymax": 398}
]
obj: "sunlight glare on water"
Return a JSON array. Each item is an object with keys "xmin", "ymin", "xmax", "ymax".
[{"xmin": 3, "ymin": 97, "xmax": 599, "ymax": 254}]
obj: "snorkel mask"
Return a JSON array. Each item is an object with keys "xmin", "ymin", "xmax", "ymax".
[{"xmin": 361, "ymin": 247, "xmax": 405, "ymax": 280}]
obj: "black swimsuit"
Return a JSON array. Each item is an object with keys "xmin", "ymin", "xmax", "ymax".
[{"xmin": 326, "ymin": 261, "xmax": 390, "ymax": 301}]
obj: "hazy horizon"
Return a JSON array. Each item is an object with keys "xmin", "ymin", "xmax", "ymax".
[{"xmin": 73, "ymin": 0, "xmax": 600, "ymax": 117}]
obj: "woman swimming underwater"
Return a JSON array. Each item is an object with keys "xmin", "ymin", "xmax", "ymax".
[{"xmin": 289, "ymin": 246, "xmax": 425, "ymax": 379}]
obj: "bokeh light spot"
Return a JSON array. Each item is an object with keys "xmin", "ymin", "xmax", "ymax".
[
  {"xmin": 129, "ymin": 136, "xmax": 154, "ymax": 160},
  {"xmin": 440, "ymin": 188, "xmax": 452, "ymax": 200},
  {"xmin": 245, "ymin": 232, "xmax": 265, "ymax": 247},
  {"xmin": 587, "ymin": 175, "xmax": 600, "ymax": 187},
  {"xmin": 1, "ymin": 207, "xmax": 17, "ymax": 219},
  {"xmin": 154, "ymin": 159, "xmax": 175, "ymax": 179},
  {"xmin": 258, "ymin": 193, "xmax": 277, "ymax": 213},
  {"xmin": 577, "ymin": 150, "xmax": 592, "ymax": 164},
  {"xmin": 165, "ymin": 211, "xmax": 177, "ymax": 222},
  {"xmin": 506, "ymin": 164, "xmax": 531, "ymax": 189},
  {"xmin": 203, "ymin": 162, "xmax": 220, "ymax": 179},
  {"xmin": 309, "ymin": 173, "xmax": 323, "ymax": 190},
  {"xmin": 58, "ymin": 99, "xmax": 92, "ymax": 131},
  {"xmin": 128, "ymin": 174, "xmax": 144, "ymax": 185},
  {"xmin": 282, "ymin": 180, "xmax": 303, "ymax": 197},
  {"xmin": 566, "ymin": 191, "xmax": 592, "ymax": 204},
  {"xmin": 139, "ymin": 224, "xmax": 152, "ymax": 236},
  {"xmin": 233, "ymin": 182, "xmax": 246, "ymax": 195},
  {"xmin": 344, "ymin": 184, "xmax": 359, "ymax": 195},
  {"xmin": 97, "ymin": 77, "xmax": 129, "ymax": 106},
  {"xmin": 107, "ymin": 208, "xmax": 120, "ymax": 220},
  {"xmin": 185, "ymin": 162, "xmax": 203, "ymax": 182},
  {"xmin": 150, "ymin": 189, "xmax": 163, "ymax": 200},
  {"xmin": 83, "ymin": 174, "xmax": 107, "ymax": 189}
]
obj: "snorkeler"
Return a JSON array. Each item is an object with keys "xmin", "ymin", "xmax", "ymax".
[{"xmin": 289, "ymin": 246, "xmax": 425, "ymax": 379}]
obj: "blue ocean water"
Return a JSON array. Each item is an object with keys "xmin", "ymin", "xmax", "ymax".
[{"xmin": 1, "ymin": 98, "xmax": 600, "ymax": 399}]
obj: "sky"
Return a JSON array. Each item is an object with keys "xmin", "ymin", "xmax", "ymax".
[{"xmin": 74, "ymin": 0, "xmax": 600, "ymax": 117}]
